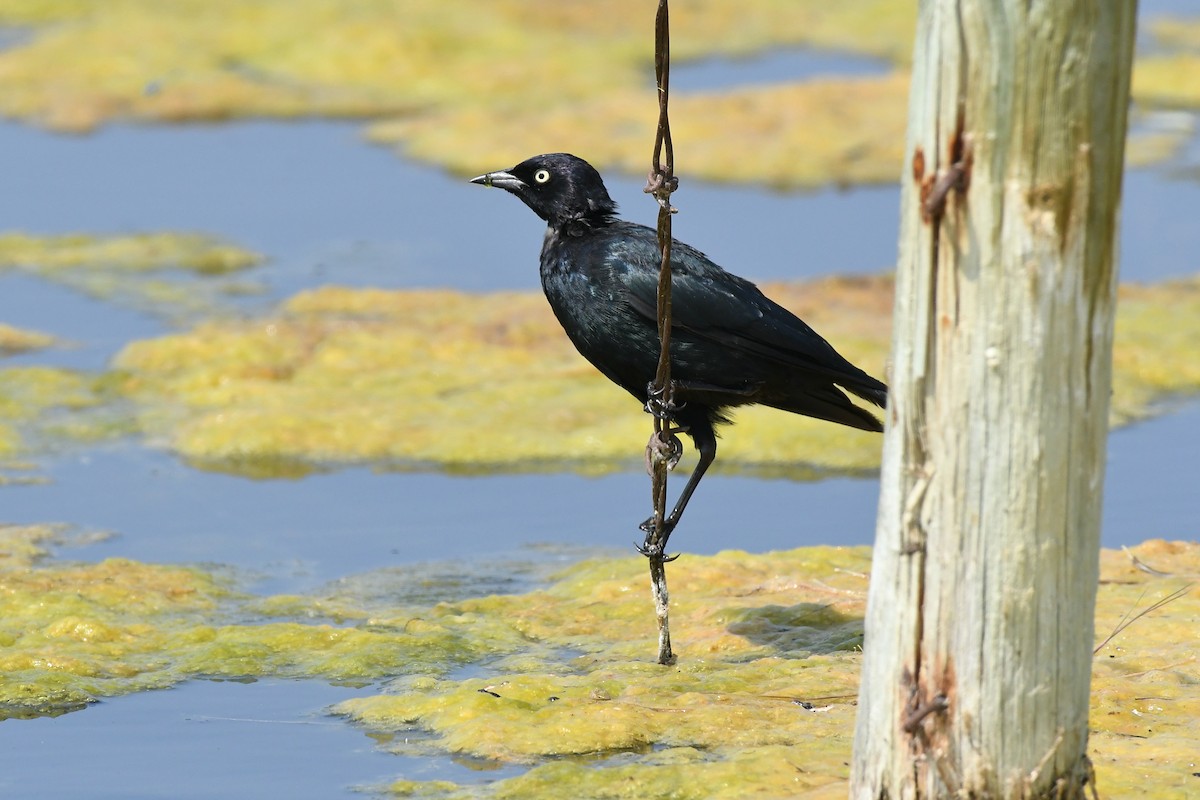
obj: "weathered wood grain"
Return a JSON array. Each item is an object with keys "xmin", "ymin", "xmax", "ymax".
[{"xmin": 851, "ymin": 2, "xmax": 1138, "ymax": 797}]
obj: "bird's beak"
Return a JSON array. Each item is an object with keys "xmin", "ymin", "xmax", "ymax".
[{"xmin": 469, "ymin": 170, "xmax": 524, "ymax": 191}]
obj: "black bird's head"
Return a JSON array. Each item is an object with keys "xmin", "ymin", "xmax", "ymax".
[{"xmin": 470, "ymin": 153, "xmax": 617, "ymax": 229}]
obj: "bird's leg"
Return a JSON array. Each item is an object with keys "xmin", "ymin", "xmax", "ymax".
[{"xmin": 638, "ymin": 421, "xmax": 717, "ymax": 557}]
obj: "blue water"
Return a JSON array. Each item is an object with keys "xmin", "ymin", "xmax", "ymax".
[
  {"xmin": 0, "ymin": 117, "xmax": 906, "ymax": 296},
  {"xmin": 669, "ymin": 48, "xmax": 891, "ymax": 92},
  {"xmin": 0, "ymin": 680, "xmax": 418, "ymax": 800}
]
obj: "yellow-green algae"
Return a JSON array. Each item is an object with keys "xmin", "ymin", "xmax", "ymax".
[
  {"xmin": 111, "ymin": 279, "xmax": 886, "ymax": 476},
  {"xmin": 1133, "ymin": 55, "xmax": 1200, "ymax": 111},
  {"xmin": 110, "ymin": 275, "xmax": 1200, "ymax": 478},
  {"xmin": 2, "ymin": 520, "xmax": 1196, "ymax": 796},
  {"xmin": 0, "ymin": 366, "xmax": 105, "ymax": 419},
  {"xmin": 1111, "ymin": 277, "xmax": 1200, "ymax": 423},
  {"xmin": 0, "ymin": 523, "xmax": 531, "ymax": 718},
  {"xmin": 0, "ymin": 232, "xmax": 265, "ymax": 318},
  {"xmin": 368, "ymin": 10, "xmax": 1200, "ymax": 186},
  {"xmin": 329, "ymin": 541, "xmax": 1197, "ymax": 799},
  {"xmin": 370, "ymin": 72, "xmax": 913, "ymax": 190},
  {"xmin": 1148, "ymin": 16, "xmax": 1200, "ymax": 51},
  {"xmin": 0, "ymin": 232, "xmax": 261, "ymax": 275},
  {"xmin": 1135, "ymin": 18, "xmax": 1200, "ymax": 111},
  {"xmin": 0, "ymin": 365, "xmax": 134, "ymax": 459},
  {"xmin": 0, "ymin": 1, "xmax": 916, "ymax": 132},
  {"xmin": 0, "ymin": 323, "xmax": 56, "ymax": 355},
  {"xmin": 0, "ymin": 1, "xmax": 1195, "ymax": 188},
  {"xmin": 0, "ymin": 340, "xmax": 62, "ymax": 458},
  {"xmin": 0, "ymin": 424, "xmax": 19, "ymax": 458},
  {"xmin": 0, "ymin": 366, "xmax": 92, "ymax": 456},
  {"xmin": 0, "ymin": 231, "xmax": 267, "ymax": 329},
  {"xmin": 1090, "ymin": 541, "xmax": 1200, "ymax": 800}
]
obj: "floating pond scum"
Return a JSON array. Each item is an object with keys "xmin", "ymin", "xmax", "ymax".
[
  {"xmin": 0, "ymin": 233, "xmax": 265, "ymax": 321},
  {"xmin": 0, "ymin": 2, "xmax": 1196, "ymax": 187},
  {"xmin": 106, "ymin": 275, "xmax": 1200, "ymax": 479},
  {"xmin": 3, "ymin": 260, "xmax": 1200, "ymax": 478},
  {"xmin": 0, "ymin": 322, "xmax": 56, "ymax": 356},
  {"xmin": 1, "ymin": 524, "xmax": 1196, "ymax": 797}
]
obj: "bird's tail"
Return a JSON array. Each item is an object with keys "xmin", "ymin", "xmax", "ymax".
[
  {"xmin": 844, "ymin": 379, "xmax": 887, "ymax": 410},
  {"xmin": 766, "ymin": 381, "xmax": 886, "ymax": 433}
]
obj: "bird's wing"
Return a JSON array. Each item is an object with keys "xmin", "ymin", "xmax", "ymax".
[{"xmin": 612, "ymin": 233, "xmax": 884, "ymax": 400}]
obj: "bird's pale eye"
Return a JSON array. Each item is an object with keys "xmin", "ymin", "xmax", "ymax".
[{"xmin": 534, "ymin": 169, "xmax": 551, "ymax": 184}]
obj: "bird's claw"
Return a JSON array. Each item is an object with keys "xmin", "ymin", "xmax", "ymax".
[
  {"xmin": 634, "ymin": 537, "xmax": 680, "ymax": 562},
  {"xmin": 637, "ymin": 515, "xmax": 679, "ymax": 560},
  {"xmin": 644, "ymin": 382, "xmax": 685, "ymax": 420}
]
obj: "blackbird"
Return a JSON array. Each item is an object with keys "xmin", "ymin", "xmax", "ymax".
[{"xmin": 471, "ymin": 153, "xmax": 886, "ymax": 551}]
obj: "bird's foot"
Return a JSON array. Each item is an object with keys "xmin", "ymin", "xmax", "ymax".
[
  {"xmin": 644, "ymin": 381, "xmax": 686, "ymax": 420},
  {"xmin": 636, "ymin": 516, "xmax": 680, "ymax": 561},
  {"xmin": 635, "ymin": 539, "xmax": 680, "ymax": 562},
  {"xmin": 639, "ymin": 515, "xmax": 675, "ymax": 536}
]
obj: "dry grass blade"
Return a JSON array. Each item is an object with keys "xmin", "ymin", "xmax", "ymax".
[{"xmin": 1093, "ymin": 582, "xmax": 1194, "ymax": 655}]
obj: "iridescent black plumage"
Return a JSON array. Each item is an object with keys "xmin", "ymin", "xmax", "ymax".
[{"xmin": 471, "ymin": 153, "xmax": 886, "ymax": 538}]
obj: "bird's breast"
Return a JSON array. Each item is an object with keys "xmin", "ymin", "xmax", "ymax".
[{"xmin": 540, "ymin": 286, "xmax": 658, "ymax": 395}]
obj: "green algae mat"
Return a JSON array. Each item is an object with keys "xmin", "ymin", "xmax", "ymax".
[
  {"xmin": 3, "ymin": 234, "xmax": 1200, "ymax": 479},
  {"xmin": 2, "ymin": 524, "xmax": 1195, "ymax": 797},
  {"xmin": 0, "ymin": 1, "xmax": 1196, "ymax": 187},
  {"xmin": 0, "ymin": 322, "xmax": 55, "ymax": 356},
  {"xmin": 0, "ymin": 232, "xmax": 265, "ymax": 322},
  {"xmin": 107, "ymin": 274, "xmax": 1200, "ymax": 478},
  {"xmin": 0, "ymin": 233, "xmax": 263, "ymax": 469}
]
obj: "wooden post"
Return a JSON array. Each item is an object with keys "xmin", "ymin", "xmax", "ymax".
[{"xmin": 851, "ymin": 1, "xmax": 1137, "ymax": 797}]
